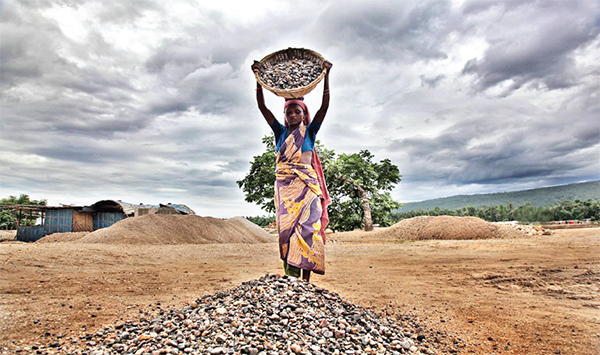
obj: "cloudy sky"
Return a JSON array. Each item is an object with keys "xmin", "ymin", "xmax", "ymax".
[{"xmin": 1, "ymin": 0, "xmax": 599, "ymax": 217}]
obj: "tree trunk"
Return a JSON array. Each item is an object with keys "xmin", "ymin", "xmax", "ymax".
[{"xmin": 338, "ymin": 176, "xmax": 374, "ymax": 231}]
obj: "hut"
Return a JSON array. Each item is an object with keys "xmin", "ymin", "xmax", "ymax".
[
  {"xmin": 9, "ymin": 199, "xmax": 195, "ymax": 242},
  {"xmin": 6, "ymin": 205, "xmax": 86, "ymax": 242}
]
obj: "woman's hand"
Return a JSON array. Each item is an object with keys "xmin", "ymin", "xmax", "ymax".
[
  {"xmin": 322, "ymin": 60, "xmax": 332, "ymax": 74},
  {"xmin": 251, "ymin": 60, "xmax": 261, "ymax": 72}
]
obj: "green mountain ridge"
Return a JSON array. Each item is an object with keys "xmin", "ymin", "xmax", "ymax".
[{"xmin": 399, "ymin": 180, "xmax": 600, "ymax": 213}]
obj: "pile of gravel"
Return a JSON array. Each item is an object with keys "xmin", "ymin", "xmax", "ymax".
[{"xmin": 24, "ymin": 275, "xmax": 461, "ymax": 354}]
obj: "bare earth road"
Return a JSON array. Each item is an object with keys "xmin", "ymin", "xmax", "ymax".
[{"xmin": 1, "ymin": 228, "xmax": 599, "ymax": 354}]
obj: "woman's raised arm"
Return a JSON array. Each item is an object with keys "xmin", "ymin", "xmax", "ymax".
[
  {"xmin": 313, "ymin": 61, "xmax": 332, "ymax": 124},
  {"xmin": 252, "ymin": 61, "xmax": 276, "ymax": 126}
]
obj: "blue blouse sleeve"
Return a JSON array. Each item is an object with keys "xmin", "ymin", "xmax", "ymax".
[
  {"xmin": 270, "ymin": 119, "xmax": 286, "ymax": 152},
  {"xmin": 304, "ymin": 119, "xmax": 322, "ymax": 152}
]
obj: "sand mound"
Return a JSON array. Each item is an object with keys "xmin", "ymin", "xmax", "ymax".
[
  {"xmin": 73, "ymin": 214, "xmax": 275, "ymax": 245},
  {"xmin": 0, "ymin": 230, "xmax": 17, "ymax": 242},
  {"xmin": 374, "ymin": 216, "xmax": 502, "ymax": 241},
  {"xmin": 37, "ymin": 232, "xmax": 89, "ymax": 243}
]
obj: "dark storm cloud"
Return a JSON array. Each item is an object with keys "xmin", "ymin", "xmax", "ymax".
[
  {"xmin": 143, "ymin": 22, "xmax": 271, "ymax": 117},
  {"xmin": 317, "ymin": 0, "xmax": 451, "ymax": 61},
  {"xmin": 1, "ymin": 1, "xmax": 151, "ymax": 141},
  {"xmin": 390, "ymin": 95, "xmax": 599, "ymax": 187},
  {"xmin": 460, "ymin": 0, "xmax": 600, "ymax": 94},
  {"xmin": 0, "ymin": 3, "xmax": 63, "ymax": 86},
  {"xmin": 147, "ymin": 65, "xmax": 245, "ymax": 117}
]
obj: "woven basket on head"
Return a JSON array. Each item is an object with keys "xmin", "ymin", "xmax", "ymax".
[{"xmin": 254, "ymin": 47, "xmax": 327, "ymax": 99}]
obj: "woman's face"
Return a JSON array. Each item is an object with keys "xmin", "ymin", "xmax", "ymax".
[{"xmin": 285, "ymin": 104, "xmax": 305, "ymax": 127}]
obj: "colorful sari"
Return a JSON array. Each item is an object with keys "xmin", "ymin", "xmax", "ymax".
[{"xmin": 275, "ymin": 125, "xmax": 328, "ymax": 275}]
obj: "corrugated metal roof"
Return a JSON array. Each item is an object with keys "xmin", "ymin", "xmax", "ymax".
[{"xmin": 160, "ymin": 203, "xmax": 195, "ymax": 215}]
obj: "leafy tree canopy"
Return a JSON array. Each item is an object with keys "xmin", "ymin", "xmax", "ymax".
[
  {"xmin": 1, "ymin": 194, "xmax": 47, "ymax": 206},
  {"xmin": 0, "ymin": 194, "xmax": 47, "ymax": 229}
]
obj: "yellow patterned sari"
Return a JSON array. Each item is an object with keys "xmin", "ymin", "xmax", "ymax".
[{"xmin": 275, "ymin": 125, "xmax": 326, "ymax": 274}]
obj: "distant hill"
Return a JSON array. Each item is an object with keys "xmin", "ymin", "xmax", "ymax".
[{"xmin": 398, "ymin": 180, "xmax": 600, "ymax": 213}]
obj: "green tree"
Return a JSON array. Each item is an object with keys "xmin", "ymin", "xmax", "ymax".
[
  {"xmin": 236, "ymin": 136, "xmax": 278, "ymax": 214},
  {"xmin": 0, "ymin": 194, "xmax": 46, "ymax": 206},
  {"xmin": 326, "ymin": 151, "xmax": 402, "ymax": 231},
  {"xmin": 237, "ymin": 135, "xmax": 402, "ymax": 232},
  {"xmin": 0, "ymin": 210, "xmax": 15, "ymax": 230},
  {"xmin": 244, "ymin": 215, "xmax": 276, "ymax": 227},
  {"xmin": 0, "ymin": 194, "xmax": 47, "ymax": 229}
]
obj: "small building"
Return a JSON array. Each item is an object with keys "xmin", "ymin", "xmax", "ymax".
[
  {"xmin": 9, "ymin": 200, "xmax": 195, "ymax": 242},
  {"xmin": 11, "ymin": 205, "xmax": 91, "ymax": 242}
]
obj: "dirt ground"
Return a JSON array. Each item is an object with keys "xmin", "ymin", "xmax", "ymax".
[{"xmin": 0, "ymin": 226, "xmax": 599, "ymax": 354}]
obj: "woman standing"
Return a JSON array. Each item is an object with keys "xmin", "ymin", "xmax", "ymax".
[{"xmin": 251, "ymin": 60, "xmax": 332, "ymax": 282}]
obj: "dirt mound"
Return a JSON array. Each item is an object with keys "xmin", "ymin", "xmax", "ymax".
[
  {"xmin": 374, "ymin": 216, "xmax": 502, "ymax": 241},
  {"xmin": 37, "ymin": 232, "xmax": 88, "ymax": 243},
  {"xmin": 0, "ymin": 230, "xmax": 17, "ymax": 242},
  {"xmin": 73, "ymin": 214, "xmax": 275, "ymax": 245}
]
